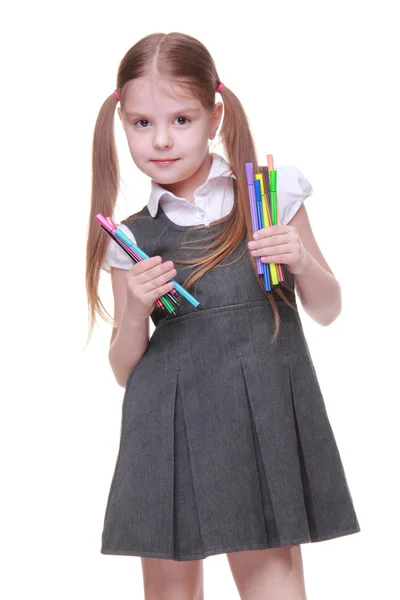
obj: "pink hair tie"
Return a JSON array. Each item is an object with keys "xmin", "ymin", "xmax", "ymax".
[
  {"xmin": 113, "ymin": 89, "xmax": 120, "ymax": 101},
  {"xmin": 216, "ymin": 82, "xmax": 225, "ymax": 93}
]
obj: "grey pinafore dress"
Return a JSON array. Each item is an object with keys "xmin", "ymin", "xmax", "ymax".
[{"xmin": 100, "ymin": 195, "xmax": 361, "ymax": 561}]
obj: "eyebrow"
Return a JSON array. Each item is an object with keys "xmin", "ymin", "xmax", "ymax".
[{"xmin": 124, "ymin": 107, "xmax": 202, "ymax": 118}]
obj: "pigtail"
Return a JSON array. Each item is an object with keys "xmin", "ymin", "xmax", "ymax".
[
  {"xmin": 218, "ymin": 85, "xmax": 293, "ymax": 341},
  {"xmin": 85, "ymin": 92, "xmax": 120, "ymax": 344}
]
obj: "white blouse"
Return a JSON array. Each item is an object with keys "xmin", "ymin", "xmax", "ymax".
[{"xmin": 102, "ymin": 153, "xmax": 313, "ymax": 272}]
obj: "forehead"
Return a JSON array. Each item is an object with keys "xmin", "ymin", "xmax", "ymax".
[{"xmin": 122, "ymin": 75, "xmax": 203, "ymax": 114}]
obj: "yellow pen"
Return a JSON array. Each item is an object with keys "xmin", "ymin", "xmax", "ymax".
[{"xmin": 255, "ymin": 173, "xmax": 280, "ymax": 287}]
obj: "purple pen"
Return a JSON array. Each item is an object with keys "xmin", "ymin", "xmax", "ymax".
[{"xmin": 245, "ymin": 163, "xmax": 263, "ymax": 275}]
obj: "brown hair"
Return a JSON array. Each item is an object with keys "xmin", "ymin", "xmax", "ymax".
[{"xmin": 85, "ymin": 32, "xmax": 294, "ymax": 344}]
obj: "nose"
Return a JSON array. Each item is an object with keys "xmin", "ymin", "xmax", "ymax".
[{"xmin": 153, "ymin": 127, "xmax": 173, "ymax": 150}]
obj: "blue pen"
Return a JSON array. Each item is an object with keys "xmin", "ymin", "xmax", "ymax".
[
  {"xmin": 114, "ymin": 228, "xmax": 200, "ymax": 308},
  {"xmin": 254, "ymin": 179, "xmax": 271, "ymax": 292}
]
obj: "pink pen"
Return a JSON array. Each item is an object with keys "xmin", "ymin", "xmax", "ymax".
[
  {"xmin": 106, "ymin": 216, "xmax": 117, "ymax": 229},
  {"xmin": 96, "ymin": 214, "xmax": 142, "ymax": 262},
  {"xmin": 95, "ymin": 214, "xmax": 164, "ymax": 309},
  {"xmin": 96, "ymin": 213, "xmax": 113, "ymax": 231}
]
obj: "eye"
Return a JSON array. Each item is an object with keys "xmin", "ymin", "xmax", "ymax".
[
  {"xmin": 135, "ymin": 119, "xmax": 151, "ymax": 128},
  {"xmin": 174, "ymin": 117, "xmax": 190, "ymax": 125}
]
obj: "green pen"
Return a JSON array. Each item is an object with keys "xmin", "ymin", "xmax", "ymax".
[
  {"xmin": 160, "ymin": 294, "xmax": 175, "ymax": 314},
  {"xmin": 269, "ymin": 170, "xmax": 278, "ymax": 226},
  {"xmin": 266, "ymin": 154, "xmax": 285, "ymax": 284}
]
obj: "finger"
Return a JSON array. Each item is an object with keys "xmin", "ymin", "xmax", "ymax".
[
  {"xmin": 132, "ymin": 259, "xmax": 174, "ymax": 282},
  {"xmin": 141, "ymin": 266, "xmax": 177, "ymax": 294},
  {"xmin": 248, "ymin": 234, "xmax": 289, "ymax": 249},
  {"xmin": 260, "ymin": 253, "xmax": 293, "ymax": 263},
  {"xmin": 250, "ymin": 243, "xmax": 290, "ymax": 256},
  {"xmin": 253, "ymin": 225, "xmax": 289, "ymax": 239},
  {"xmin": 131, "ymin": 255, "xmax": 163, "ymax": 275},
  {"xmin": 146, "ymin": 279, "xmax": 176, "ymax": 304}
]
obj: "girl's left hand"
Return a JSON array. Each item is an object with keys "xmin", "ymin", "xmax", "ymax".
[{"xmin": 248, "ymin": 225, "xmax": 310, "ymax": 276}]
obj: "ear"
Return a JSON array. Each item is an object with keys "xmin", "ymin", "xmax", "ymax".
[{"xmin": 209, "ymin": 102, "xmax": 223, "ymax": 140}]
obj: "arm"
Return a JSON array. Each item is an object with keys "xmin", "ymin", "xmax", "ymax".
[
  {"xmin": 108, "ymin": 256, "xmax": 177, "ymax": 387},
  {"xmin": 288, "ymin": 204, "xmax": 341, "ymax": 326},
  {"xmin": 108, "ymin": 267, "xmax": 150, "ymax": 388}
]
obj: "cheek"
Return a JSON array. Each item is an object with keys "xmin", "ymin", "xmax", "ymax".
[
  {"xmin": 126, "ymin": 136, "xmax": 146, "ymax": 162},
  {"xmin": 125, "ymin": 141, "xmax": 146, "ymax": 172},
  {"xmin": 183, "ymin": 128, "xmax": 209, "ymax": 154}
]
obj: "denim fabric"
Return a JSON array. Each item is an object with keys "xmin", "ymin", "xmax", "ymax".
[{"xmin": 100, "ymin": 195, "xmax": 361, "ymax": 561}]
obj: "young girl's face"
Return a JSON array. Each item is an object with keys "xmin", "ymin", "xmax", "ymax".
[{"xmin": 118, "ymin": 74, "xmax": 222, "ymax": 191}]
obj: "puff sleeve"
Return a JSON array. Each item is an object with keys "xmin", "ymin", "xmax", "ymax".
[
  {"xmin": 101, "ymin": 223, "xmax": 137, "ymax": 273},
  {"xmin": 276, "ymin": 166, "xmax": 313, "ymax": 225}
]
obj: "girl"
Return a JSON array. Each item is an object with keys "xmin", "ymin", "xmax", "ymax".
[{"xmin": 86, "ymin": 32, "xmax": 360, "ymax": 600}]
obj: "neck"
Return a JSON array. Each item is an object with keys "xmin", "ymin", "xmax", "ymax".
[{"xmin": 160, "ymin": 153, "xmax": 213, "ymax": 202}]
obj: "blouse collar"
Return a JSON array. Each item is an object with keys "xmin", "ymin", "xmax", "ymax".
[{"xmin": 147, "ymin": 152, "xmax": 235, "ymax": 217}]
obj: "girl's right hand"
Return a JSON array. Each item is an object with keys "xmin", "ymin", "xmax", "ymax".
[{"xmin": 124, "ymin": 256, "xmax": 177, "ymax": 320}]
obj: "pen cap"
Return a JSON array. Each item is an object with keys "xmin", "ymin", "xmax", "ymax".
[
  {"xmin": 254, "ymin": 177, "xmax": 262, "ymax": 200},
  {"xmin": 269, "ymin": 170, "xmax": 277, "ymax": 192},
  {"xmin": 267, "ymin": 154, "xmax": 275, "ymax": 171},
  {"xmin": 95, "ymin": 213, "xmax": 112, "ymax": 231},
  {"xmin": 245, "ymin": 162, "xmax": 254, "ymax": 185},
  {"xmin": 106, "ymin": 217, "xmax": 117, "ymax": 230},
  {"xmin": 255, "ymin": 173, "xmax": 265, "ymax": 196}
]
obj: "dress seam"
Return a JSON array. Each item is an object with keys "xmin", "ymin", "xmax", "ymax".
[{"xmin": 159, "ymin": 299, "xmax": 296, "ymax": 328}]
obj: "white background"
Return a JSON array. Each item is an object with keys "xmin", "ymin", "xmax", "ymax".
[{"xmin": 1, "ymin": 0, "xmax": 399, "ymax": 598}]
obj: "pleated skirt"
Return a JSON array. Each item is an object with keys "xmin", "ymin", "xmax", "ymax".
[{"xmin": 101, "ymin": 300, "xmax": 360, "ymax": 560}]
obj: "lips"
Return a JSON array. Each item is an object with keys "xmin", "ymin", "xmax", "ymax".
[{"xmin": 151, "ymin": 158, "xmax": 179, "ymax": 166}]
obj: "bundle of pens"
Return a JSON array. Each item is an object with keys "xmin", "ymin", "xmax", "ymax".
[
  {"xmin": 246, "ymin": 154, "xmax": 285, "ymax": 292},
  {"xmin": 96, "ymin": 213, "xmax": 200, "ymax": 315}
]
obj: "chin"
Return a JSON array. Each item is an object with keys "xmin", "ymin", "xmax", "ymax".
[{"xmin": 149, "ymin": 166, "xmax": 194, "ymax": 185}]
